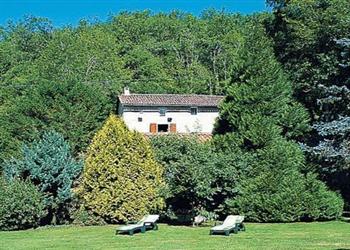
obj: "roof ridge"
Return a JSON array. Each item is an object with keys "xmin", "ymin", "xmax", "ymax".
[
  {"xmin": 118, "ymin": 93, "xmax": 224, "ymax": 107},
  {"xmin": 119, "ymin": 93, "xmax": 224, "ymax": 97}
]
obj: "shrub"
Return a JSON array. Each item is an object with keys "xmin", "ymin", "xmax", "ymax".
[
  {"xmin": 77, "ymin": 114, "xmax": 165, "ymax": 223},
  {"xmin": 152, "ymin": 134, "xmax": 254, "ymax": 221},
  {"xmin": 3, "ymin": 131, "xmax": 82, "ymax": 225},
  {"xmin": 303, "ymin": 174, "xmax": 344, "ymax": 221},
  {"xmin": 151, "ymin": 135, "xmax": 218, "ymax": 213},
  {"xmin": 0, "ymin": 178, "xmax": 46, "ymax": 231},
  {"xmin": 71, "ymin": 206, "xmax": 107, "ymax": 226},
  {"xmin": 227, "ymin": 171, "xmax": 343, "ymax": 222},
  {"xmin": 227, "ymin": 170, "xmax": 307, "ymax": 222}
]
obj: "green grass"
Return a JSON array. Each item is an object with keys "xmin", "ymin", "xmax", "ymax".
[{"xmin": 1, "ymin": 221, "xmax": 350, "ymax": 250}]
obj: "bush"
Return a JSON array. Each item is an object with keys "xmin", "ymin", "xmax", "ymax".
[
  {"xmin": 152, "ymin": 134, "xmax": 254, "ymax": 221},
  {"xmin": 3, "ymin": 131, "xmax": 82, "ymax": 225},
  {"xmin": 226, "ymin": 170, "xmax": 305, "ymax": 222},
  {"xmin": 303, "ymin": 174, "xmax": 344, "ymax": 221},
  {"xmin": 0, "ymin": 178, "xmax": 46, "ymax": 231},
  {"xmin": 227, "ymin": 171, "xmax": 343, "ymax": 222},
  {"xmin": 71, "ymin": 206, "xmax": 107, "ymax": 226},
  {"xmin": 151, "ymin": 135, "xmax": 218, "ymax": 213},
  {"xmin": 77, "ymin": 114, "xmax": 165, "ymax": 223}
]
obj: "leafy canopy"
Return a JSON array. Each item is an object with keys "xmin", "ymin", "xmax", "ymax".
[{"xmin": 0, "ymin": 80, "xmax": 112, "ymax": 165}]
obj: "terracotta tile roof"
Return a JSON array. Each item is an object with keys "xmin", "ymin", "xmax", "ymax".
[
  {"xmin": 119, "ymin": 94, "xmax": 224, "ymax": 107},
  {"xmin": 144, "ymin": 133, "xmax": 213, "ymax": 143}
]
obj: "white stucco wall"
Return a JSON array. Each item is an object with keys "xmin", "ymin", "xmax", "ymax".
[{"xmin": 119, "ymin": 106, "xmax": 219, "ymax": 133}]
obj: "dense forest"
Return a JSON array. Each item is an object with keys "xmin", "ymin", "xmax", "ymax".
[{"xmin": 0, "ymin": 0, "xmax": 349, "ymax": 229}]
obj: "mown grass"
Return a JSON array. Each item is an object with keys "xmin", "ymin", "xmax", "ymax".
[{"xmin": 1, "ymin": 221, "xmax": 349, "ymax": 250}]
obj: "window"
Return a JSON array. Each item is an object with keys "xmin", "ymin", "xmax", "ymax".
[
  {"xmin": 159, "ymin": 107, "xmax": 166, "ymax": 116},
  {"xmin": 157, "ymin": 124, "xmax": 169, "ymax": 133},
  {"xmin": 170, "ymin": 123, "xmax": 176, "ymax": 133},
  {"xmin": 150, "ymin": 123, "xmax": 157, "ymax": 133},
  {"xmin": 138, "ymin": 117, "xmax": 142, "ymax": 122},
  {"xmin": 190, "ymin": 107, "xmax": 198, "ymax": 115}
]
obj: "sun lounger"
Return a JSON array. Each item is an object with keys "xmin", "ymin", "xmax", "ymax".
[
  {"xmin": 210, "ymin": 215, "xmax": 245, "ymax": 236},
  {"xmin": 116, "ymin": 214, "xmax": 159, "ymax": 235}
]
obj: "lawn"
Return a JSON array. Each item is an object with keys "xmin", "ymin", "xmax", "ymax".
[{"xmin": 1, "ymin": 221, "xmax": 349, "ymax": 250}]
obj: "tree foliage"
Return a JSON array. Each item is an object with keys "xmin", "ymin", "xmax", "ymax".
[
  {"xmin": 0, "ymin": 80, "xmax": 112, "ymax": 165},
  {"xmin": 0, "ymin": 12, "xmax": 250, "ymax": 165},
  {"xmin": 3, "ymin": 131, "xmax": 82, "ymax": 225},
  {"xmin": 0, "ymin": 178, "xmax": 46, "ymax": 231},
  {"xmin": 0, "ymin": 7, "xmax": 348, "ymax": 223},
  {"xmin": 266, "ymin": 0, "xmax": 350, "ymax": 206},
  {"xmin": 214, "ymin": 23, "xmax": 309, "ymax": 147},
  {"xmin": 77, "ymin": 115, "xmax": 165, "ymax": 223},
  {"xmin": 151, "ymin": 134, "xmax": 254, "ymax": 221},
  {"xmin": 0, "ymin": 12, "xmax": 248, "ymax": 95},
  {"xmin": 214, "ymin": 22, "xmax": 343, "ymax": 221},
  {"xmin": 151, "ymin": 135, "xmax": 218, "ymax": 214},
  {"xmin": 228, "ymin": 170, "xmax": 343, "ymax": 222}
]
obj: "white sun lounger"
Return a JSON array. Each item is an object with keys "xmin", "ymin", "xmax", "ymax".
[
  {"xmin": 210, "ymin": 215, "xmax": 245, "ymax": 236},
  {"xmin": 116, "ymin": 214, "xmax": 159, "ymax": 235}
]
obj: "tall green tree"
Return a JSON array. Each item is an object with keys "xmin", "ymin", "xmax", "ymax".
[
  {"xmin": 0, "ymin": 80, "xmax": 112, "ymax": 165},
  {"xmin": 0, "ymin": 16, "xmax": 53, "ymax": 85},
  {"xmin": 266, "ymin": 0, "xmax": 350, "ymax": 206},
  {"xmin": 32, "ymin": 24, "xmax": 131, "ymax": 87},
  {"xmin": 214, "ymin": 23, "xmax": 309, "ymax": 144},
  {"xmin": 213, "ymin": 23, "xmax": 343, "ymax": 222}
]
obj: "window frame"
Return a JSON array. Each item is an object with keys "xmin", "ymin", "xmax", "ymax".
[
  {"xmin": 157, "ymin": 124, "xmax": 169, "ymax": 133},
  {"xmin": 190, "ymin": 107, "xmax": 198, "ymax": 115},
  {"xmin": 159, "ymin": 107, "xmax": 167, "ymax": 116}
]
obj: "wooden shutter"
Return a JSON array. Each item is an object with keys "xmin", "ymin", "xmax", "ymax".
[
  {"xmin": 170, "ymin": 123, "xmax": 176, "ymax": 133},
  {"xmin": 150, "ymin": 123, "xmax": 157, "ymax": 133}
]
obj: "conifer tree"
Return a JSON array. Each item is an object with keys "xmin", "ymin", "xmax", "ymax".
[
  {"xmin": 267, "ymin": 0, "xmax": 350, "ymax": 206},
  {"xmin": 214, "ymin": 24, "xmax": 309, "ymax": 153},
  {"xmin": 214, "ymin": 24, "xmax": 343, "ymax": 221},
  {"xmin": 4, "ymin": 131, "xmax": 82, "ymax": 225},
  {"xmin": 78, "ymin": 114, "xmax": 164, "ymax": 222}
]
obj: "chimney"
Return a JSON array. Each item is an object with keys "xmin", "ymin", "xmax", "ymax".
[{"xmin": 124, "ymin": 87, "xmax": 130, "ymax": 95}]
